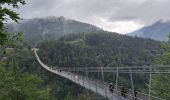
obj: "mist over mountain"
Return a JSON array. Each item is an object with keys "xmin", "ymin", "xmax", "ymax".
[
  {"xmin": 6, "ymin": 16, "xmax": 103, "ymax": 45},
  {"xmin": 128, "ymin": 20, "xmax": 170, "ymax": 41}
]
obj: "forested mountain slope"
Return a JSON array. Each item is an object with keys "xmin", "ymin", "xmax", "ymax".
[
  {"xmin": 7, "ymin": 32, "xmax": 162, "ymax": 100},
  {"xmin": 6, "ymin": 16, "xmax": 103, "ymax": 45},
  {"xmin": 36, "ymin": 32, "xmax": 162, "ymax": 89},
  {"xmin": 38, "ymin": 32, "xmax": 161, "ymax": 68}
]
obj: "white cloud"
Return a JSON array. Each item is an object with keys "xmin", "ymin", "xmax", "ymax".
[
  {"xmin": 13, "ymin": 0, "xmax": 170, "ymax": 34},
  {"xmin": 94, "ymin": 17, "xmax": 143, "ymax": 34}
]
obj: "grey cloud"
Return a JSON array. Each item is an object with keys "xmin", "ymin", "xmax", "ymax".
[
  {"xmin": 14, "ymin": 0, "xmax": 170, "ymax": 28},
  {"xmin": 109, "ymin": 0, "xmax": 170, "ymax": 25}
]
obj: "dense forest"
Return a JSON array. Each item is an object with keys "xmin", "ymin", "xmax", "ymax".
[
  {"xmin": 1, "ymin": 31, "xmax": 163, "ymax": 100},
  {"xmin": 39, "ymin": 32, "xmax": 161, "ymax": 67},
  {"xmin": 2, "ymin": 44, "xmax": 99, "ymax": 100},
  {"xmin": 37, "ymin": 32, "xmax": 163, "ymax": 91},
  {"xmin": 1, "ymin": 0, "xmax": 170, "ymax": 100}
]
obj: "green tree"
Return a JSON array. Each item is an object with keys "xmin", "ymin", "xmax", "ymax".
[
  {"xmin": 0, "ymin": 0, "xmax": 25, "ymax": 46},
  {"xmin": 64, "ymin": 92, "xmax": 74, "ymax": 100},
  {"xmin": 151, "ymin": 74, "xmax": 170, "ymax": 99},
  {"xmin": 151, "ymin": 38, "xmax": 170, "ymax": 99},
  {"xmin": 0, "ymin": 60, "xmax": 49, "ymax": 100},
  {"xmin": 0, "ymin": 1, "xmax": 50, "ymax": 100}
]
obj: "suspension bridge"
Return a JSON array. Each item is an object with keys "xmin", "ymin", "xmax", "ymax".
[{"xmin": 33, "ymin": 48, "xmax": 168, "ymax": 100}]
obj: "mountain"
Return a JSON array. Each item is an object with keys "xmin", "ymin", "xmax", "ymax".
[
  {"xmin": 127, "ymin": 20, "xmax": 170, "ymax": 41},
  {"xmin": 6, "ymin": 16, "xmax": 103, "ymax": 45},
  {"xmin": 6, "ymin": 17, "xmax": 164, "ymax": 99}
]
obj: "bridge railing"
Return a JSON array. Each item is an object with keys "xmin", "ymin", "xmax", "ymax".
[{"xmin": 33, "ymin": 49, "xmax": 166, "ymax": 100}]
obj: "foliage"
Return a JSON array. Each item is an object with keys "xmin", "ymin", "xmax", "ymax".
[
  {"xmin": 0, "ymin": 0, "xmax": 25, "ymax": 46},
  {"xmin": 0, "ymin": 60, "xmax": 49, "ymax": 100},
  {"xmin": 4, "ymin": 47, "xmax": 90, "ymax": 100},
  {"xmin": 0, "ymin": 1, "xmax": 51, "ymax": 100},
  {"xmin": 151, "ymin": 74, "xmax": 170, "ymax": 99},
  {"xmin": 151, "ymin": 38, "xmax": 170, "ymax": 99},
  {"xmin": 38, "ymin": 32, "xmax": 162, "ymax": 88},
  {"xmin": 5, "ymin": 32, "xmax": 163, "ymax": 99},
  {"xmin": 39, "ymin": 32, "xmax": 161, "ymax": 68},
  {"xmin": 77, "ymin": 91, "xmax": 99, "ymax": 100}
]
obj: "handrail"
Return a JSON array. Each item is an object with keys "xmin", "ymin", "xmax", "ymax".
[{"xmin": 33, "ymin": 48, "xmax": 166, "ymax": 100}]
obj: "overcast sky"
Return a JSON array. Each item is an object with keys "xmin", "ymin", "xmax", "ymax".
[{"xmin": 13, "ymin": 0, "xmax": 170, "ymax": 34}]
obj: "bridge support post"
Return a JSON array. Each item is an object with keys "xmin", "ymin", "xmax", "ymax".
[
  {"xmin": 101, "ymin": 66, "xmax": 108, "ymax": 99},
  {"xmin": 115, "ymin": 67, "xmax": 119, "ymax": 100},
  {"xmin": 129, "ymin": 67, "xmax": 135, "ymax": 100},
  {"xmin": 95, "ymin": 70, "xmax": 99, "ymax": 100},
  {"xmin": 148, "ymin": 67, "xmax": 152, "ymax": 100},
  {"xmin": 86, "ymin": 67, "xmax": 90, "ymax": 90},
  {"xmin": 83, "ymin": 72, "xmax": 85, "ymax": 87},
  {"xmin": 68, "ymin": 67, "xmax": 71, "ymax": 79},
  {"xmin": 97, "ymin": 67, "xmax": 100, "ymax": 100},
  {"xmin": 73, "ymin": 67, "xmax": 75, "ymax": 80},
  {"xmin": 76, "ymin": 71, "xmax": 80, "ymax": 84}
]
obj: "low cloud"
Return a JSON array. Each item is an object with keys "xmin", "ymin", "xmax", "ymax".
[{"xmin": 14, "ymin": 0, "xmax": 170, "ymax": 33}]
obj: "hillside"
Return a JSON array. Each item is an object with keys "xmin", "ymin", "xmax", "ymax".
[
  {"xmin": 4, "ymin": 29, "xmax": 163, "ymax": 100},
  {"xmin": 37, "ymin": 32, "xmax": 162, "ymax": 89},
  {"xmin": 6, "ymin": 16, "xmax": 103, "ymax": 45},
  {"xmin": 5, "ymin": 16, "xmax": 164, "ymax": 99},
  {"xmin": 128, "ymin": 20, "xmax": 170, "ymax": 41},
  {"xmin": 39, "ymin": 32, "xmax": 161, "ymax": 68}
]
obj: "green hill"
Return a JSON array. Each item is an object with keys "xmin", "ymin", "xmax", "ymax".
[
  {"xmin": 6, "ymin": 16, "xmax": 103, "ymax": 46},
  {"xmin": 38, "ymin": 32, "xmax": 161, "ymax": 67}
]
